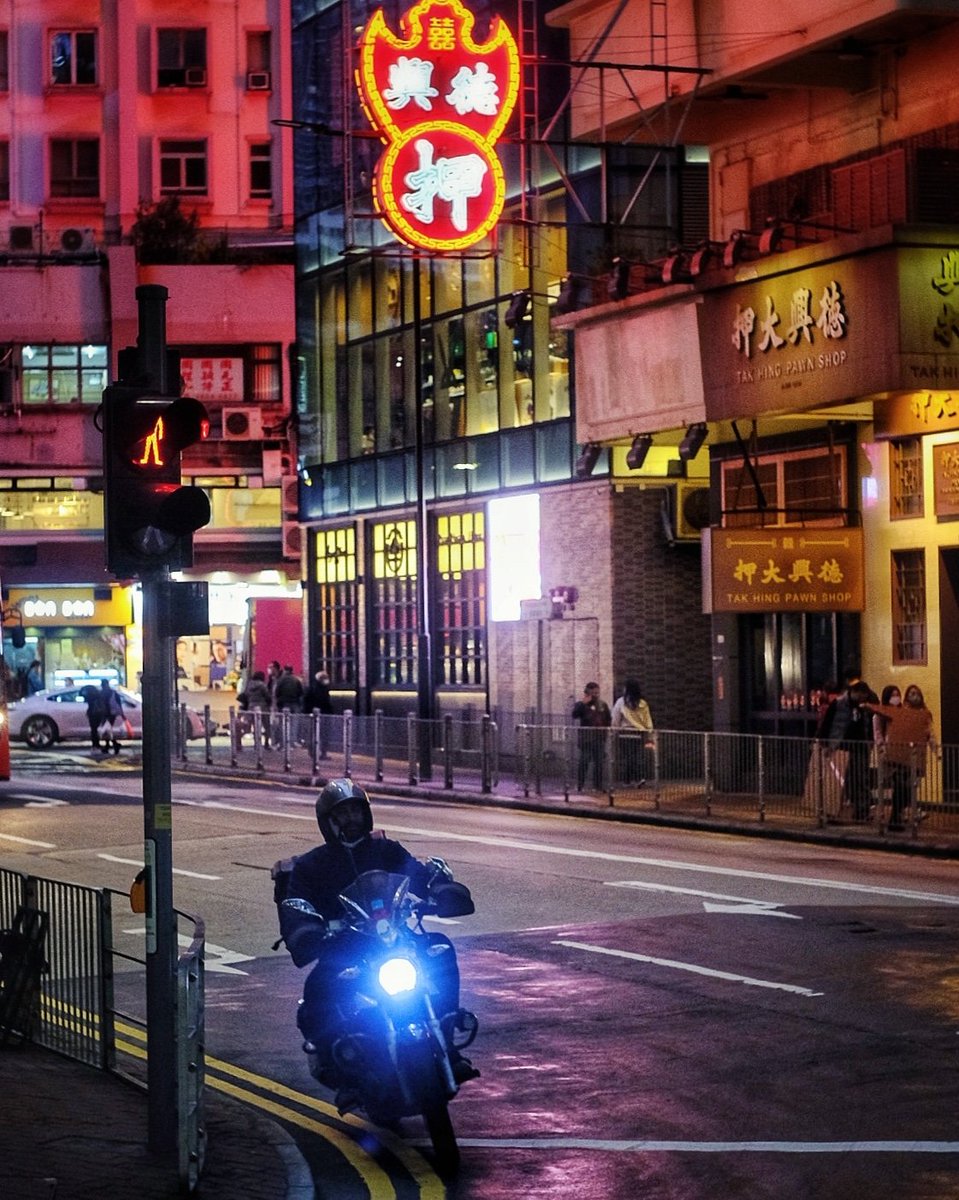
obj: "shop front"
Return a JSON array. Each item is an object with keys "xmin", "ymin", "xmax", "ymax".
[{"xmin": 2, "ymin": 586, "xmax": 134, "ymax": 695}]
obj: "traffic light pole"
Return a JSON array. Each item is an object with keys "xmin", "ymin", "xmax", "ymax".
[
  {"xmin": 141, "ymin": 569, "xmax": 178, "ymax": 1155},
  {"xmin": 131, "ymin": 286, "xmax": 177, "ymax": 1155}
]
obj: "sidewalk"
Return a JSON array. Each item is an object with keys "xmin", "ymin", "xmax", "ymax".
[{"xmin": 0, "ymin": 1041, "xmax": 311, "ymax": 1200}]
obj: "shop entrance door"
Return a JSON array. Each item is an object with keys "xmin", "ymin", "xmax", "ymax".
[{"xmin": 939, "ymin": 549, "xmax": 959, "ymax": 751}]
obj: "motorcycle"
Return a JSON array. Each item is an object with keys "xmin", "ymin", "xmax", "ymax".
[{"xmin": 282, "ymin": 866, "xmax": 479, "ymax": 1171}]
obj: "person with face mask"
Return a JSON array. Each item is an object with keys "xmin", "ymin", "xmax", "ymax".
[
  {"xmin": 865, "ymin": 684, "xmax": 935, "ymax": 830},
  {"xmin": 279, "ymin": 779, "xmax": 476, "ymax": 1087}
]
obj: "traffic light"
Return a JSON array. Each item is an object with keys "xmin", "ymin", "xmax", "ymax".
[{"xmin": 103, "ymin": 384, "xmax": 212, "ymax": 576}]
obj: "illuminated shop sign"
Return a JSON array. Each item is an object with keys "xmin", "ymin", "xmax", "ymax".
[
  {"xmin": 730, "ymin": 279, "xmax": 848, "ymax": 382},
  {"xmin": 356, "ymin": 0, "xmax": 520, "ymax": 251},
  {"xmin": 702, "ymin": 527, "xmax": 864, "ymax": 614},
  {"xmin": 6, "ymin": 588, "xmax": 133, "ymax": 627}
]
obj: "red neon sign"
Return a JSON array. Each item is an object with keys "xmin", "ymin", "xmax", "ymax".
[{"xmin": 356, "ymin": 0, "xmax": 520, "ymax": 252}]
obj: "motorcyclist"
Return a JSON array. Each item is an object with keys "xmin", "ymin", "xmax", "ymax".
[{"xmin": 280, "ymin": 778, "xmax": 477, "ymax": 1085}]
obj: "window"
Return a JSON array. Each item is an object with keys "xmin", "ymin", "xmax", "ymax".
[
  {"xmin": 721, "ymin": 446, "xmax": 846, "ymax": 528},
  {"xmin": 314, "ymin": 526, "xmax": 358, "ymax": 687},
  {"xmin": 51, "ymin": 31, "xmax": 97, "ymax": 86},
  {"xmin": 892, "ymin": 549, "xmax": 927, "ymax": 665},
  {"xmin": 370, "ymin": 520, "xmax": 418, "ymax": 687},
  {"xmin": 890, "ymin": 437, "xmax": 923, "ymax": 519},
  {"xmin": 249, "ymin": 142, "xmax": 272, "ymax": 200},
  {"xmin": 49, "ymin": 139, "xmax": 100, "ymax": 198},
  {"xmin": 250, "ymin": 344, "xmax": 281, "ymax": 402},
  {"xmin": 159, "ymin": 139, "xmax": 207, "ymax": 195},
  {"xmin": 156, "ymin": 29, "xmax": 207, "ymax": 88},
  {"xmin": 246, "ymin": 30, "xmax": 271, "ymax": 88},
  {"xmin": 0, "ymin": 31, "xmax": 9, "ymax": 91},
  {"xmin": 0, "ymin": 141, "xmax": 8, "ymax": 203},
  {"xmin": 436, "ymin": 512, "xmax": 486, "ymax": 686},
  {"xmin": 21, "ymin": 343, "xmax": 108, "ymax": 405}
]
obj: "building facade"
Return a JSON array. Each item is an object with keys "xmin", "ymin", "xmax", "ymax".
[
  {"xmin": 0, "ymin": 1, "xmax": 299, "ymax": 693},
  {"xmin": 292, "ymin": 0, "xmax": 714, "ymax": 728},
  {"xmin": 546, "ymin": 0, "xmax": 959, "ymax": 746}
]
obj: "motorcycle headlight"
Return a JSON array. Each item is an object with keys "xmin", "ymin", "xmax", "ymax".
[{"xmin": 378, "ymin": 956, "xmax": 417, "ymax": 996}]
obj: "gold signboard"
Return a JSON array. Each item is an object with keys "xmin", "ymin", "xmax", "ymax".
[
  {"xmin": 702, "ymin": 526, "xmax": 864, "ymax": 613},
  {"xmin": 6, "ymin": 587, "xmax": 133, "ymax": 627},
  {"xmin": 933, "ymin": 441, "xmax": 959, "ymax": 518}
]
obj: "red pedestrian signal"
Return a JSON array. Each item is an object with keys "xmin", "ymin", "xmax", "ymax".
[{"xmin": 103, "ymin": 385, "xmax": 212, "ymax": 576}]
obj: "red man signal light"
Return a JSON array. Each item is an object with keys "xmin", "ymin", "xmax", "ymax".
[{"xmin": 103, "ymin": 385, "xmax": 212, "ymax": 575}]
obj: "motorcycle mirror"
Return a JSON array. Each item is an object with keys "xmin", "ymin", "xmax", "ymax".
[
  {"xmin": 426, "ymin": 856, "xmax": 453, "ymax": 881},
  {"xmin": 281, "ymin": 897, "xmax": 320, "ymax": 916}
]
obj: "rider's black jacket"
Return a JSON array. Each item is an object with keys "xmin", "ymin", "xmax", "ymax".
[{"xmin": 281, "ymin": 834, "xmax": 437, "ymax": 966}]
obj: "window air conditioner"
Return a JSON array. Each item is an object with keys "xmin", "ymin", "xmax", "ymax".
[
  {"xmin": 8, "ymin": 225, "xmax": 34, "ymax": 252},
  {"xmin": 58, "ymin": 227, "xmax": 96, "ymax": 255},
  {"xmin": 674, "ymin": 482, "xmax": 711, "ymax": 541},
  {"xmin": 184, "ymin": 67, "xmax": 207, "ymax": 87},
  {"xmin": 246, "ymin": 71, "xmax": 271, "ymax": 91},
  {"xmin": 221, "ymin": 407, "xmax": 263, "ymax": 440},
  {"xmin": 282, "ymin": 521, "xmax": 303, "ymax": 561},
  {"xmin": 281, "ymin": 474, "xmax": 300, "ymax": 515}
]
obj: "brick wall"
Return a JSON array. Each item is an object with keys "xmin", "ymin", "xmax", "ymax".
[{"xmin": 609, "ymin": 485, "xmax": 713, "ymax": 731}]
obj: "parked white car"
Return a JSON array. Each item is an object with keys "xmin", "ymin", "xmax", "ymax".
[{"xmin": 8, "ymin": 685, "xmax": 207, "ymax": 750}]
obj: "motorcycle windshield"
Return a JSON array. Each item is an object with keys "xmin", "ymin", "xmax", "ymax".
[{"xmin": 338, "ymin": 870, "xmax": 411, "ymax": 926}]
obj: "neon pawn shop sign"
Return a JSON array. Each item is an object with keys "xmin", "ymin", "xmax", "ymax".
[{"xmin": 357, "ymin": 0, "xmax": 520, "ymax": 252}]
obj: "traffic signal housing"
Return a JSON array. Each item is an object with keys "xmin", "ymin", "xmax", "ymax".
[{"xmin": 103, "ymin": 384, "xmax": 212, "ymax": 576}]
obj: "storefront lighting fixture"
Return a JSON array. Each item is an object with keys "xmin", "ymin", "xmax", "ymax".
[
  {"xmin": 626, "ymin": 433, "xmax": 654, "ymax": 470},
  {"xmin": 679, "ymin": 423, "xmax": 708, "ymax": 461},
  {"xmin": 722, "ymin": 231, "xmax": 747, "ymax": 269},
  {"xmin": 607, "ymin": 257, "xmax": 631, "ymax": 301},
  {"xmin": 575, "ymin": 443, "xmax": 601, "ymax": 478},
  {"xmin": 452, "ymin": 460, "xmax": 478, "ymax": 471},
  {"xmin": 758, "ymin": 219, "xmax": 785, "ymax": 255},
  {"xmin": 660, "ymin": 252, "xmax": 690, "ymax": 284}
]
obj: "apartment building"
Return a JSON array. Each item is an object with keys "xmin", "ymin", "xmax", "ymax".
[{"xmin": 0, "ymin": 1, "xmax": 298, "ymax": 691}]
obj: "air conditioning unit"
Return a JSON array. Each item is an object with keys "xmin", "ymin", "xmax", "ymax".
[
  {"xmin": 221, "ymin": 407, "xmax": 263, "ymax": 440},
  {"xmin": 282, "ymin": 520, "xmax": 303, "ymax": 561},
  {"xmin": 8, "ymin": 225, "xmax": 34, "ymax": 252},
  {"xmin": 184, "ymin": 67, "xmax": 207, "ymax": 87},
  {"xmin": 57, "ymin": 227, "xmax": 96, "ymax": 255},
  {"xmin": 246, "ymin": 70, "xmax": 271, "ymax": 91},
  {"xmin": 281, "ymin": 474, "xmax": 300, "ymax": 516},
  {"xmin": 674, "ymin": 482, "xmax": 711, "ymax": 541}
]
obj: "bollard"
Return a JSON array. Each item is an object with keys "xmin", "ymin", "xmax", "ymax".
[
  {"xmin": 253, "ymin": 710, "xmax": 264, "ymax": 772},
  {"xmin": 282, "ymin": 711, "xmax": 292, "ymax": 773},
  {"xmin": 518, "ymin": 725, "xmax": 531, "ymax": 798},
  {"xmin": 480, "ymin": 715, "xmax": 492, "ymax": 794},
  {"xmin": 311, "ymin": 710, "xmax": 321, "ymax": 777},
  {"xmin": 179, "ymin": 704, "xmax": 189, "ymax": 763},
  {"xmin": 228, "ymin": 706, "xmax": 238, "ymax": 768},
  {"xmin": 374, "ymin": 710, "xmax": 384, "ymax": 782},
  {"xmin": 757, "ymin": 735, "xmax": 765, "ymax": 821},
  {"xmin": 343, "ymin": 709, "xmax": 353, "ymax": 779},
  {"xmin": 203, "ymin": 704, "xmax": 213, "ymax": 766},
  {"xmin": 407, "ymin": 713, "xmax": 418, "ymax": 785},
  {"xmin": 443, "ymin": 714, "xmax": 454, "ymax": 789}
]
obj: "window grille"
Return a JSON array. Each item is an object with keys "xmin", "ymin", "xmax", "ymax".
[
  {"xmin": 892, "ymin": 548, "xmax": 926, "ymax": 666},
  {"xmin": 890, "ymin": 437, "xmax": 923, "ymax": 519},
  {"xmin": 436, "ymin": 511, "xmax": 486, "ymax": 687},
  {"xmin": 314, "ymin": 526, "xmax": 357, "ymax": 688},
  {"xmin": 370, "ymin": 520, "xmax": 418, "ymax": 688}
]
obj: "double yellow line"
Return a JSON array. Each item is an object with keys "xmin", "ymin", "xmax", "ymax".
[{"xmin": 115, "ymin": 1018, "xmax": 446, "ymax": 1200}]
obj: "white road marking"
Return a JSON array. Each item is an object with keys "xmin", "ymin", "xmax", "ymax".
[
  {"xmin": 123, "ymin": 927, "xmax": 252, "ymax": 975},
  {"xmin": 554, "ymin": 939, "xmax": 825, "ymax": 997},
  {"xmin": 447, "ymin": 1137, "xmax": 959, "ymax": 1153},
  {"xmin": 607, "ymin": 879, "xmax": 801, "ymax": 918},
  {"xmin": 170, "ymin": 798, "xmax": 959, "ymax": 906},
  {"xmin": 0, "ymin": 831, "xmax": 56, "ymax": 848},
  {"xmin": 98, "ymin": 853, "xmax": 220, "ymax": 881},
  {"xmin": 15, "ymin": 794, "xmax": 70, "ymax": 807}
]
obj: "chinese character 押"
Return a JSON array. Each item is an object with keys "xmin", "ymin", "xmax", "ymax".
[{"xmin": 401, "ymin": 138, "xmax": 488, "ymax": 232}]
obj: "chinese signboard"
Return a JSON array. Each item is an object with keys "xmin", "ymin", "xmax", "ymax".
[
  {"xmin": 702, "ymin": 527, "xmax": 864, "ymax": 613},
  {"xmin": 933, "ymin": 441, "xmax": 959, "ymax": 517},
  {"xmin": 179, "ymin": 357, "xmax": 244, "ymax": 403},
  {"xmin": 356, "ymin": 0, "xmax": 520, "ymax": 251}
]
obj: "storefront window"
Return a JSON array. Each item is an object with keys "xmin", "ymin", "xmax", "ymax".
[
  {"xmin": 890, "ymin": 438, "xmax": 923, "ymax": 519},
  {"xmin": 370, "ymin": 519, "xmax": 418, "ymax": 687},
  {"xmin": 436, "ymin": 512, "xmax": 486, "ymax": 687},
  {"xmin": 722, "ymin": 446, "xmax": 846, "ymax": 527},
  {"xmin": 314, "ymin": 526, "xmax": 357, "ymax": 687},
  {"xmin": 892, "ymin": 548, "xmax": 927, "ymax": 665}
]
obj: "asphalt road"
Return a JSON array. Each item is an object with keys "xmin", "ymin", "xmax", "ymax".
[{"xmin": 3, "ymin": 766, "xmax": 959, "ymax": 1199}]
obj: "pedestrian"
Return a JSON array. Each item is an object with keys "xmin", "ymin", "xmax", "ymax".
[
  {"xmin": 819, "ymin": 669, "xmax": 877, "ymax": 821},
  {"xmin": 303, "ymin": 670, "xmax": 334, "ymax": 716},
  {"xmin": 272, "ymin": 664, "xmax": 305, "ymax": 746},
  {"xmin": 867, "ymin": 685, "xmax": 908, "ymax": 829},
  {"xmin": 611, "ymin": 678, "xmax": 654, "ymax": 786},
  {"xmin": 25, "ymin": 659, "xmax": 43, "ymax": 695},
  {"xmin": 239, "ymin": 670, "xmax": 273, "ymax": 747},
  {"xmin": 85, "ymin": 678, "xmax": 122, "ymax": 754},
  {"xmin": 572, "ymin": 681, "xmax": 611, "ymax": 792}
]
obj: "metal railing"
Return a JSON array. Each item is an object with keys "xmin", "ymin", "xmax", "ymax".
[
  {"xmin": 0, "ymin": 868, "xmax": 206, "ymax": 1191},
  {"xmin": 176, "ymin": 710, "xmax": 959, "ymax": 841}
]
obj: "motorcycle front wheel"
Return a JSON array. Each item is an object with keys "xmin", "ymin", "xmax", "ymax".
[
  {"xmin": 423, "ymin": 1099, "xmax": 459, "ymax": 1175},
  {"xmin": 400, "ymin": 1035, "xmax": 460, "ymax": 1174}
]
